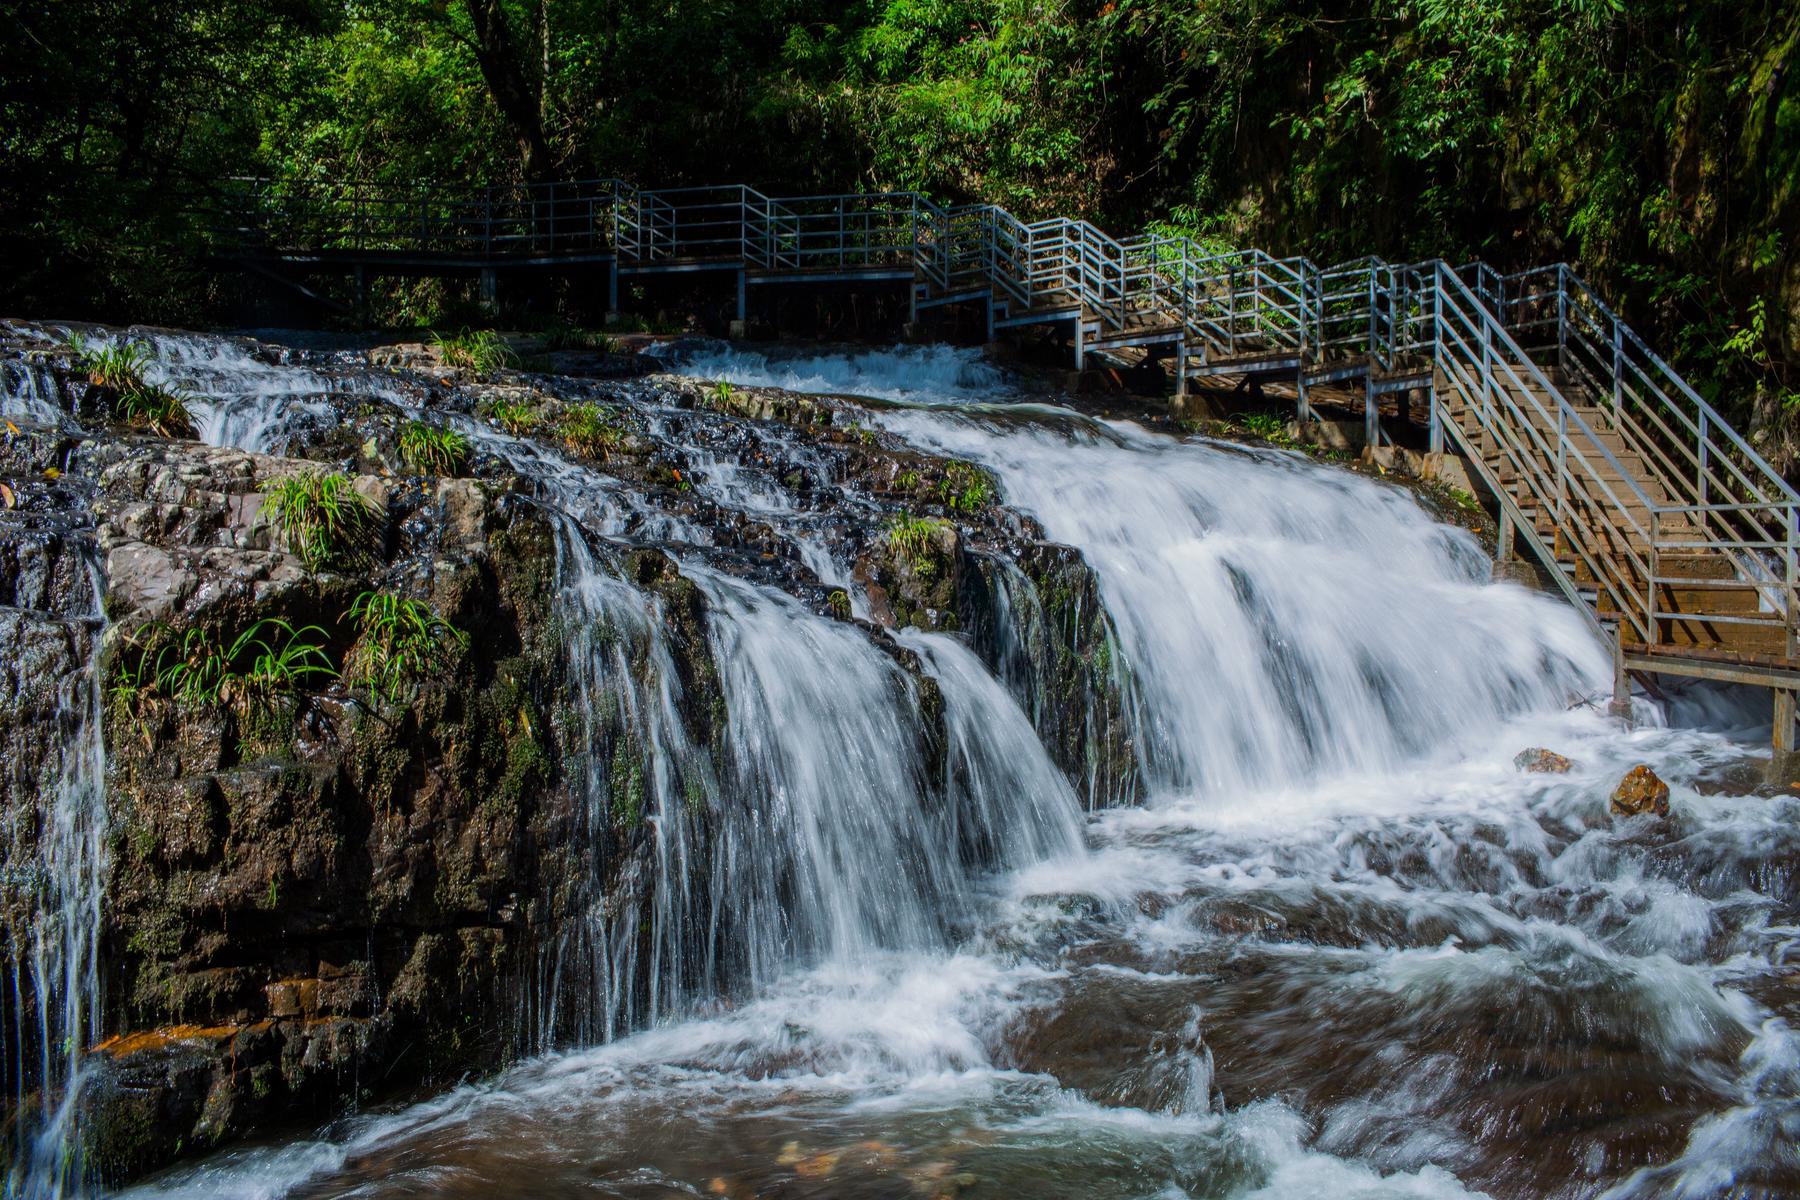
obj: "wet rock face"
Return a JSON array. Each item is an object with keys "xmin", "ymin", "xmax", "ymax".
[
  {"xmin": 87, "ymin": 447, "xmax": 575, "ymax": 1179},
  {"xmin": 0, "ymin": 322, "xmax": 1134, "ymax": 1184},
  {"xmin": 1611, "ymin": 764, "xmax": 1672, "ymax": 818}
]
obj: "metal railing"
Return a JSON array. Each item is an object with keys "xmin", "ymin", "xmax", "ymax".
[
  {"xmin": 212, "ymin": 176, "xmax": 1799, "ymax": 662},
  {"xmin": 213, "ymin": 177, "xmax": 628, "ymax": 257}
]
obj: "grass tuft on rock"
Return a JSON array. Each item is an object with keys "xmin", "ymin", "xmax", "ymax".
[
  {"xmin": 110, "ymin": 618, "xmax": 337, "ymax": 712},
  {"xmin": 886, "ymin": 514, "xmax": 951, "ymax": 574},
  {"xmin": 65, "ymin": 333, "xmax": 195, "ymax": 437},
  {"xmin": 399, "ymin": 420, "xmax": 471, "ymax": 476},
  {"xmin": 261, "ymin": 470, "xmax": 380, "ymax": 571},
  {"xmin": 432, "ymin": 328, "xmax": 514, "ymax": 376},
  {"xmin": 482, "ymin": 398, "xmax": 541, "ymax": 437},
  {"xmin": 345, "ymin": 590, "xmax": 469, "ymax": 704},
  {"xmin": 557, "ymin": 403, "xmax": 625, "ymax": 459}
]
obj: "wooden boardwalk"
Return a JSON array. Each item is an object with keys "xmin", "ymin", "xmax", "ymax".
[{"xmin": 209, "ymin": 178, "xmax": 1800, "ymax": 751}]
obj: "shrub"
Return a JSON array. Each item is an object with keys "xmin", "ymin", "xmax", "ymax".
[
  {"xmin": 66, "ymin": 334, "xmax": 151, "ymax": 392},
  {"xmin": 432, "ymin": 328, "xmax": 515, "ymax": 376},
  {"xmin": 344, "ymin": 591, "xmax": 468, "ymax": 704},
  {"xmin": 707, "ymin": 379, "xmax": 734, "ymax": 406},
  {"xmin": 557, "ymin": 403, "xmax": 625, "ymax": 459},
  {"xmin": 540, "ymin": 319, "xmax": 622, "ymax": 354},
  {"xmin": 399, "ymin": 420, "xmax": 471, "ymax": 476},
  {"xmin": 261, "ymin": 471, "xmax": 379, "ymax": 571}
]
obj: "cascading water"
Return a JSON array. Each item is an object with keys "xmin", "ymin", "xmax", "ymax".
[
  {"xmin": 864, "ymin": 407, "xmax": 1612, "ymax": 794},
  {"xmin": 2, "ymin": 538, "xmax": 109, "ymax": 1197},
  {"xmin": 25, "ymin": 332, "xmax": 1792, "ymax": 1199}
]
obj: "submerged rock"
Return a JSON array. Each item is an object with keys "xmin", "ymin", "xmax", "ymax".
[
  {"xmin": 1610, "ymin": 764, "xmax": 1671, "ymax": 818},
  {"xmin": 1514, "ymin": 747, "xmax": 1573, "ymax": 774}
]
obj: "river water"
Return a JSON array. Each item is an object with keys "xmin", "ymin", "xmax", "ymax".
[{"xmin": 78, "ymin": 338, "xmax": 1800, "ymax": 1199}]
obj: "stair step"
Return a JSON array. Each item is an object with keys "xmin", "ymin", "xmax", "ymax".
[{"xmin": 1656, "ymin": 615, "xmax": 1791, "ymax": 656}]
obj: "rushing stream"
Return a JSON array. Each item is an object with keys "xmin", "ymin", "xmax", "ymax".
[{"xmin": 9, "ymin": 332, "xmax": 1798, "ymax": 1198}]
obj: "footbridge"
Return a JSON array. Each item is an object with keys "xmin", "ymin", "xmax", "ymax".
[{"xmin": 209, "ymin": 177, "xmax": 1800, "ymax": 752}]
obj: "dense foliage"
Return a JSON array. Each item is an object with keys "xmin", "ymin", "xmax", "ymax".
[{"xmin": 3, "ymin": 1, "xmax": 1795, "ymax": 436}]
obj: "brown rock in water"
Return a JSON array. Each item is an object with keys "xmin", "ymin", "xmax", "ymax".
[
  {"xmin": 1610, "ymin": 764, "xmax": 1671, "ymax": 817},
  {"xmin": 1514, "ymin": 747, "xmax": 1573, "ymax": 774}
]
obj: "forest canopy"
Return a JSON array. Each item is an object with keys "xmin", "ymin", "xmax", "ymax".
[{"xmin": 2, "ymin": 0, "xmax": 1795, "ymax": 432}]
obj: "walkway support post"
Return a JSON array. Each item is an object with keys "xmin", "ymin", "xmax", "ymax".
[
  {"xmin": 1775, "ymin": 690, "xmax": 1798, "ymax": 781},
  {"xmin": 1610, "ymin": 633, "xmax": 1633, "ymax": 720}
]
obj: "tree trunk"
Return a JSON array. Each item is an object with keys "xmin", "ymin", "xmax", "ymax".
[{"xmin": 462, "ymin": 0, "xmax": 551, "ymax": 181}]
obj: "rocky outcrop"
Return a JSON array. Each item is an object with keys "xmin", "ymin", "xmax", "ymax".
[{"xmin": 83, "ymin": 437, "xmax": 579, "ymax": 1180}]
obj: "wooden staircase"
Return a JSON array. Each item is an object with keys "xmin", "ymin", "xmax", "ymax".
[{"xmin": 1425, "ymin": 273, "xmax": 1800, "ymax": 725}]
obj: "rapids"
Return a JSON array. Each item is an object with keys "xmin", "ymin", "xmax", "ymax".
[{"xmin": 14, "ymin": 334, "xmax": 1793, "ymax": 1198}]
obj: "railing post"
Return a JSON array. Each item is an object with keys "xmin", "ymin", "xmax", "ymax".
[
  {"xmin": 1557, "ymin": 405, "xmax": 1569, "ymax": 533},
  {"xmin": 1228, "ymin": 269, "xmax": 1238, "ymax": 356},
  {"xmin": 1366, "ymin": 267, "xmax": 1377, "ymax": 365},
  {"xmin": 1648, "ymin": 509, "xmax": 1661, "ymax": 646},
  {"xmin": 1557, "ymin": 263, "xmax": 1569, "ymax": 375},
  {"xmin": 1788, "ymin": 505, "xmax": 1797, "ymax": 660},
  {"xmin": 1428, "ymin": 266, "xmax": 1444, "ymax": 454},
  {"xmin": 1698, "ymin": 409, "xmax": 1710, "ymax": 542},
  {"xmin": 1481, "ymin": 297, "xmax": 1495, "ymax": 426}
]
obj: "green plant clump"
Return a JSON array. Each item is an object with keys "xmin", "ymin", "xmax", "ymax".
[
  {"xmin": 886, "ymin": 514, "xmax": 951, "ymax": 574},
  {"xmin": 345, "ymin": 590, "xmax": 469, "ymax": 704},
  {"xmin": 707, "ymin": 379, "xmax": 734, "ymax": 406},
  {"xmin": 261, "ymin": 471, "xmax": 380, "ymax": 571},
  {"xmin": 1238, "ymin": 413, "xmax": 1289, "ymax": 443},
  {"xmin": 114, "ymin": 381, "xmax": 196, "ymax": 438},
  {"xmin": 399, "ymin": 419, "xmax": 471, "ymax": 476},
  {"xmin": 432, "ymin": 328, "xmax": 514, "ymax": 376},
  {"xmin": 65, "ymin": 334, "xmax": 195, "ymax": 437},
  {"xmin": 111, "ymin": 618, "xmax": 336, "ymax": 711},
  {"xmin": 557, "ymin": 403, "xmax": 625, "ymax": 459},
  {"xmin": 482, "ymin": 398, "xmax": 541, "ymax": 437},
  {"xmin": 937, "ymin": 461, "xmax": 993, "ymax": 512}
]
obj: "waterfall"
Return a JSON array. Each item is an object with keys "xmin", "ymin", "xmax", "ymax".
[
  {"xmin": 3, "ymin": 557, "xmax": 108, "ymax": 1199},
  {"xmin": 869, "ymin": 409, "xmax": 1611, "ymax": 794},
  {"xmin": 12, "ymin": 331, "xmax": 1787, "ymax": 1199}
]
